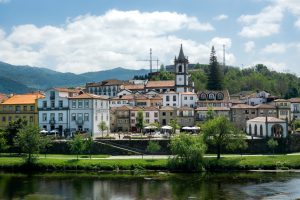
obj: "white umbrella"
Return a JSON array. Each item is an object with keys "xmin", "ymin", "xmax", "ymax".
[
  {"xmin": 191, "ymin": 127, "xmax": 200, "ymax": 130},
  {"xmin": 182, "ymin": 127, "xmax": 192, "ymax": 130},
  {"xmin": 40, "ymin": 130, "xmax": 48, "ymax": 134},
  {"xmin": 161, "ymin": 125, "xmax": 172, "ymax": 130},
  {"xmin": 144, "ymin": 126, "xmax": 157, "ymax": 129}
]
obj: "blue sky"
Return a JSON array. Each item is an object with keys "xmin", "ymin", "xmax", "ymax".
[{"xmin": 0, "ymin": 0, "xmax": 300, "ymax": 75}]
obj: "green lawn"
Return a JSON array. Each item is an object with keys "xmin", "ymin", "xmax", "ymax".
[{"xmin": 2, "ymin": 154, "xmax": 300, "ymax": 171}]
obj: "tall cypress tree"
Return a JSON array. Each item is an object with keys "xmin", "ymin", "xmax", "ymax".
[{"xmin": 207, "ymin": 46, "xmax": 224, "ymax": 90}]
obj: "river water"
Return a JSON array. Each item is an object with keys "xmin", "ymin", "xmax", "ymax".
[{"xmin": 0, "ymin": 171, "xmax": 300, "ymax": 200}]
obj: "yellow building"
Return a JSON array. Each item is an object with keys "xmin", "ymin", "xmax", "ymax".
[{"xmin": 0, "ymin": 93, "xmax": 44, "ymax": 129}]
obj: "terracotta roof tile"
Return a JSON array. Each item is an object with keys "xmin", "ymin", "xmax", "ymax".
[
  {"xmin": 69, "ymin": 93, "xmax": 108, "ymax": 99},
  {"xmin": 254, "ymin": 104, "xmax": 276, "ymax": 109},
  {"xmin": 195, "ymin": 107, "xmax": 230, "ymax": 111},
  {"xmin": 146, "ymin": 80, "xmax": 175, "ymax": 88},
  {"xmin": 2, "ymin": 94, "xmax": 44, "ymax": 105},
  {"xmin": 231, "ymin": 104, "xmax": 255, "ymax": 109},
  {"xmin": 289, "ymin": 98, "xmax": 300, "ymax": 103},
  {"xmin": 124, "ymin": 84, "xmax": 145, "ymax": 90}
]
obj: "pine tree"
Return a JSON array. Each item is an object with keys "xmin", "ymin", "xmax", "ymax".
[{"xmin": 206, "ymin": 46, "xmax": 224, "ymax": 90}]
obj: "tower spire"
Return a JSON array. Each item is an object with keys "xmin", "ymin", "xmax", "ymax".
[{"xmin": 177, "ymin": 44, "xmax": 186, "ymax": 62}]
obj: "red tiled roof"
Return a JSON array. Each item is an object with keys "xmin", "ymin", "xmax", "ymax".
[
  {"xmin": 2, "ymin": 94, "xmax": 44, "ymax": 105},
  {"xmin": 231, "ymin": 104, "xmax": 255, "ymax": 109},
  {"xmin": 69, "ymin": 93, "xmax": 108, "ymax": 99},
  {"xmin": 195, "ymin": 107, "xmax": 230, "ymax": 111},
  {"xmin": 124, "ymin": 84, "xmax": 145, "ymax": 90},
  {"xmin": 146, "ymin": 80, "xmax": 175, "ymax": 88},
  {"xmin": 289, "ymin": 98, "xmax": 300, "ymax": 103}
]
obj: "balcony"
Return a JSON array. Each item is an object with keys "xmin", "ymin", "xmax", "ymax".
[{"xmin": 49, "ymin": 119, "xmax": 55, "ymax": 124}]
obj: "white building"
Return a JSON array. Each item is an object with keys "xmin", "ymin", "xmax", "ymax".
[
  {"xmin": 242, "ymin": 91, "xmax": 270, "ymax": 106},
  {"xmin": 38, "ymin": 88, "xmax": 79, "ymax": 135},
  {"xmin": 69, "ymin": 93, "xmax": 110, "ymax": 138},
  {"xmin": 246, "ymin": 117, "xmax": 288, "ymax": 138},
  {"xmin": 162, "ymin": 91, "xmax": 197, "ymax": 108},
  {"xmin": 290, "ymin": 98, "xmax": 300, "ymax": 120}
]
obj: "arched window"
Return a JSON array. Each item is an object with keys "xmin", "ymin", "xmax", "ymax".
[
  {"xmin": 260, "ymin": 125, "xmax": 263, "ymax": 137},
  {"xmin": 271, "ymin": 124, "xmax": 283, "ymax": 138},
  {"xmin": 199, "ymin": 93, "xmax": 206, "ymax": 100},
  {"xmin": 178, "ymin": 65, "xmax": 182, "ymax": 73},
  {"xmin": 208, "ymin": 93, "xmax": 215, "ymax": 100},
  {"xmin": 216, "ymin": 93, "xmax": 224, "ymax": 100},
  {"xmin": 254, "ymin": 124, "xmax": 257, "ymax": 136}
]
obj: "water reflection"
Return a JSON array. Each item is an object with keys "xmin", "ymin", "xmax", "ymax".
[{"xmin": 0, "ymin": 172, "xmax": 300, "ymax": 199}]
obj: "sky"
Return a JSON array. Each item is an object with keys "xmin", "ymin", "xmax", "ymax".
[{"xmin": 0, "ymin": 0, "xmax": 300, "ymax": 75}]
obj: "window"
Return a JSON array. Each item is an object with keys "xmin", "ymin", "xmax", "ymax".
[
  {"xmin": 190, "ymin": 96, "xmax": 193, "ymax": 100},
  {"xmin": 51, "ymin": 100, "xmax": 55, "ymax": 108},
  {"xmin": 8, "ymin": 116, "xmax": 12, "ymax": 121},
  {"xmin": 173, "ymin": 103, "xmax": 176, "ymax": 106},
  {"xmin": 23, "ymin": 106, "xmax": 27, "ymax": 111},
  {"xmin": 146, "ymin": 119, "xmax": 150, "ymax": 124},
  {"xmin": 170, "ymin": 112, "xmax": 173, "ymax": 116},
  {"xmin": 78, "ymin": 101, "xmax": 83, "ymax": 108},
  {"xmin": 42, "ymin": 113, "xmax": 47, "ymax": 121},
  {"xmin": 58, "ymin": 113, "xmax": 63, "ymax": 121},
  {"xmin": 2, "ymin": 116, "xmax": 5, "ymax": 122},
  {"xmin": 50, "ymin": 113, "xmax": 55, "ymax": 120},
  {"xmin": 84, "ymin": 100, "xmax": 89, "ymax": 108},
  {"xmin": 162, "ymin": 112, "xmax": 166, "ymax": 116},
  {"xmin": 29, "ymin": 116, "xmax": 33, "ymax": 122},
  {"xmin": 59, "ymin": 100, "xmax": 63, "ymax": 108},
  {"xmin": 184, "ymin": 96, "xmax": 187, "ymax": 100},
  {"xmin": 16, "ymin": 106, "xmax": 20, "ymax": 112},
  {"xmin": 245, "ymin": 110, "xmax": 249, "ymax": 114},
  {"xmin": 178, "ymin": 65, "xmax": 182, "ymax": 73},
  {"xmin": 30, "ymin": 106, "xmax": 34, "ymax": 111},
  {"xmin": 208, "ymin": 93, "xmax": 215, "ymax": 100},
  {"xmin": 131, "ymin": 112, "xmax": 135, "ymax": 117},
  {"xmin": 78, "ymin": 113, "xmax": 83, "ymax": 120},
  {"xmin": 72, "ymin": 100, "xmax": 76, "ymax": 108},
  {"xmin": 84, "ymin": 113, "xmax": 89, "ymax": 121},
  {"xmin": 146, "ymin": 112, "xmax": 150, "ymax": 118},
  {"xmin": 216, "ymin": 93, "xmax": 224, "ymax": 100},
  {"xmin": 50, "ymin": 91, "xmax": 55, "ymax": 99},
  {"xmin": 154, "ymin": 112, "xmax": 158, "ymax": 117},
  {"xmin": 199, "ymin": 93, "xmax": 206, "ymax": 100},
  {"xmin": 173, "ymin": 95, "xmax": 176, "ymax": 101},
  {"xmin": 43, "ymin": 101, "xmax": 47, "ymax": 108},
  {"xmin": 166, "ymin": 96, "xmax": 170, "ymax": 102},
  {"xmin": 71, "ymin": 113, "xmax": 76, "ymax": 121},
  {"xmin": 131, "ymin": 119, "xmax": 135, "ymax": 124}
]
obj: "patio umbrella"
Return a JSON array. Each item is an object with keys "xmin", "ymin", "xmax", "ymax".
[
  {"xmin": 40, "ymin": 130, "xmax": 48, "ymax": 134},
  {"xmin": 161, "ymin": 125, "xmax": 172, "ymax": 130}
]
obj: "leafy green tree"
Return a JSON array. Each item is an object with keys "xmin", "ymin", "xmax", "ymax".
[
  {"xmin": 136, "ymin": 111, "xmax": 144, "ymax": 133},
  {"xmin": 69, "ymin": 134, "xmax": 85, "ymax": 160},
  {"xmin": 267, "ymin": 138, "xmax": 278, "ymax": 155},
  {"xmin": 206, "ymin": 107, "xmax": 215, "ymax": 121},
  {"xmin": 14, "ymin": 125, "xmax": 42, "ymax": 164},
  {"xmin": 40, "ymin": 136, "xmax": 52, "ymax": 158},
  {"xmin": 146, "ymin": 141, "xmax": 161, "ymax": 159},
  {"xmin": 159, "ymin": 64, "xmax": 165, "ymax": 72},
  {"xmin": 0, "ymin": 132, "xmax": 8, "ymax": 157},
  {"xmin": 168, "ymin": 133, "xmax": 206, "ymax": 171},
  {"xmin": 169, "ymin": 119, "xmax": 179, "ymax": 135},
  {"xmin": 98, "ymin": 121, "xmax": 108, "ymax": 138},
  {"xmin": 206, "ymin": 46, "xmax": 224, "ymax": 90},
  {"xmin": 150, "ymin": 121, "xmax": 160, "ymax": 129},
  {"xmin": 5, "ymin": 118, "xmax": 27, "ymax": 146},
  {"xmin": 85, "ymin": 136, "xmax": 94, "ymax": 159},
  {"xmin": 202, "ymin": 116, "xmax": 246, "ymax": 159}
]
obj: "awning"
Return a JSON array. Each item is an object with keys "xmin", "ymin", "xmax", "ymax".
[{"xmin": 161, "ymin": 125, "xmax": 173, "ymax": 130}]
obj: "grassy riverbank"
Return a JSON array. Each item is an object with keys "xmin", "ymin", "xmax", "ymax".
[{"xmin": 1, "ymin": 154, "xmax": 300, "ymax": 172}]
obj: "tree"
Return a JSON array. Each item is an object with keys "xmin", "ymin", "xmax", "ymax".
[
  {"xmin": 267, "ymin": 138, "xmax": 278, "ymax": 155},
  {"xmin": 206, "ymin": 46, "xmax": 224, "ymax": 90},
  {"xmin": 69, "ymin": 134, "xmax": 85, "ymax": 160},
  {"xmin": 98, "ymin": 121, "xmax": 108, "ymax": 138},
  {"xmin": 40, "ymin": 136, "xmax": 52, "ymax": 158},
  {"xmin": 206, "ymin": 107, "xmax": 215, "ymax": 121},
  {"xmin": 159, "ymin": 64, "xmax": 165, "ymax": 72},
  {"xmin": 146, "ymin": 141, "xmax": 161, "ymax": 159},
  {"xmin": 5, "ymin": 118, "xmax": 27, "ymax": 146},
  {"xmin": 168, "ymin": 133, "xmax": 206, "ymax": 171},
  {"xmin": 169, "ymin": 119, "xmax": 179, "ymax": 135},
  {"xmin": 0, "ymin": 132, "xmax": 8, "ymax": 157},
  {"xmin": 150, "ymin": 121, "xmax": 160, "ymax": 129},
  {"xmin": 202, "ymin": 116, "xmax": 246, "ymax": 159},
  {"xmin": 85, "ymin": 136, "xmax": 94, "ymax": 159},
  {"xmin": 136, "ymin": 111, "xmax": 144, "ymax": 133},
  {"xmin": 14, "ymin": 125, "xmax": 42, "ymax": 164}
]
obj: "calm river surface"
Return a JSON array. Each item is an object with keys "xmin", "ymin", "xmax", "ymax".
[{"xmin": 0, "ymin": 171, "xmax": 300, "ymax": 200}]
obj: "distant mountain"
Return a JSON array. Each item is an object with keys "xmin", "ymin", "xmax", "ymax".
[
  {"xmin": 81, "ymin": 67, "xmax": 149, "ymax": 82},
  {"xmin": 0, "ymin": 61, "xmax": 149, "ymax": 94}
]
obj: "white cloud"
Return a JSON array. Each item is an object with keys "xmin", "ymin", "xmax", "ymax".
[
  {"xmin": 238, "ymin": 5, "xmax": 283, "ymax": 38},
  {"xmin": 261, "ymin": 43, "xmax": 287, "ymax": 54},
  {"xmin": 251, "ymin": 60, "xmax": 287, "ymax": 72},
  {"xmin": 0, "ymin": 0, "xmax": 10, "ymax": 3},
  {"xmin": 0, "ymin": 9, "xmax": 218, "ymax": 73},
  {"xmin": 214, "ymin": 14, "xmax": 228, "ymax": 21},
  {"xmin": 238, "ymin": 0, "xmax": 300, "ymax": 38},
  {"xmin": 244, "ymin": 41, "xmax": 255, "ymax": 53}
]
